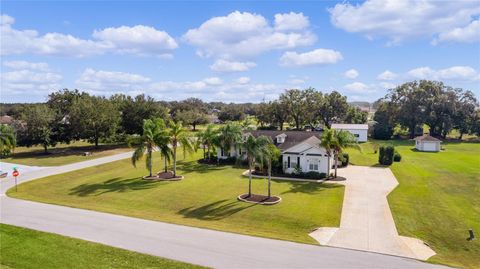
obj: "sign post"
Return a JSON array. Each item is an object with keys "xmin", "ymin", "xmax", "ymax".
[{"xmin": 12, "ymin": 168, "xmax": 19, "ymax": 192}]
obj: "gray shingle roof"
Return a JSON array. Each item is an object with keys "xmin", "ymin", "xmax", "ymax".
[
  {"xmin": 414, "ymin": 134, "xmax": 442, "ymax": 142},
  {"xmin": 331, "ymin": 123, "xmax": 368, "ymax": 130},
  {"xmin": 245, "ymin": 130, "xmax": 322, "ymax": 151}
]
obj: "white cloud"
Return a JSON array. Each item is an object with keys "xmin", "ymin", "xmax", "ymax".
[
  {"xmin": 329, "ymin": 0, "xmax": 480, "ymax": 45},
  {"xmin": 210, "ymin": 59, "xmax": 256, "ymax": 72},
  {"xmin": 75, "ymin": 68, "xmax": 151, "ymax": 93},
  {"xmin": 344, "ymin": 69, "xmax": 359, "ymax": 79},
  {"xmin": 92, "ymin": 25, "xmax": 178, "ymax": 56},
  {"xmin": 1, "ymin": 69, "xmax": 62, "ymax": 96},
  {"xmin": 344, "ymin": 82, "xmax": 370, "ymax": 93},
  {"xmin": 1, "ymin": 14, "xmax": 177, "ymax": 57},
  {"xmin": 279, "ymin": 49, "xmax": 343, "ymax": 67},
  {"xmin": 202, "ymin": 77, "xmax": 223, "ymax": 85},
  {"xmin": 183, "ymin": 11, "xmax": 316, "ymax": 60},
  {"xmin": 377, "ymin": 70, "xmax": 397, "ymax": 80},
  {"xmin": 235, "ymin": 77, "xmax": 251, "ymax": 84},
  {"xmin": 3, "ymin": 60, "xmax": 50, "ymax": 71},
  {"xmin": 287, "ymin": 78, "xmax": 305, "ymax": 85},
  {"xmin": 407, "ymin": 66, "xmax": 480, "ymax": 81},
  {"xmin": 433, "ymin": 19, "xmax": 480, "ymax": 45},
  {"xmin": 274, "ymin": 12, "xmax": 309, "ymax": 31}
]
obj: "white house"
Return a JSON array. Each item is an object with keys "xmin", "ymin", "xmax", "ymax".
[
  {"xmin": 331, "ymin": 123, "xmax": 368, "ymax": 142},
  {"xmin": 217, "ymin": 131, "xmax": 334, "ymax": 175},
  {"xmin": 414, "ymin": 135, "xmax": 442, "ymax": 152}
]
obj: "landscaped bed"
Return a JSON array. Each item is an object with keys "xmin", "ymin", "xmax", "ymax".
[
  {"xmin": 7, "ymin": 151, "xmax": 344, "ymax": 245},
  {"xmin": 0, "ymin": 223, "xmax": 205, "ymax": 269},
  {"xmin": 237, "ymin": 193, "xmax": 281, "ymax": 205},
  {"xmin": 345, "ymin": 140, "xmax": 480, "ymax": 269}
]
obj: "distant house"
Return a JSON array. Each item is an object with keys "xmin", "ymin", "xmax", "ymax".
[
  {"xmin": 331, "ymin": 124, "xmax": 368, "ymax": 142},
  {"xmin": 217, "ymin": 130, "xmax": 334, "ymax": 175},
  {"xmin": 414, "ymin": 135, "xmax": 442, "ymax": 152},
  {"xmin": 0, "ymin": 115, "xmax": 13, "ymax": 125}
]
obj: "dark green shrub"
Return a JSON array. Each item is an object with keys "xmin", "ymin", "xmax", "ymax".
[
  {"xmin": 393, "ymin": 151, "xmax": 402, "ymax": 162},
  {"xmin": 379, "ymin": 145, "xmax": 394, "ymax": 165},
  {"xmin": 338, "ymin": 152, "xmax": 349, "ymax": 167}
]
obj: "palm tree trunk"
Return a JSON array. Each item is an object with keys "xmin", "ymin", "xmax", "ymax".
[
  {"xmin": 164, "ymin": 154, "xmax": 168, "ymax": 173},
  {"xmin": 268, "ymin": 160, "xmax": 271, "ymax": 198},
  {"xmin": 148, "ymin": 149, "xmax": 152, "ymax": 177},
  {"xmin": 173, "ymin": 145, "xmax": 177, "ymax": 177},
  {"xmin": 207, "ymin": 144, "xmax": 210, "ymax": 160},
  {"xmin": 248, "ymin": 159, "xmax": 252, "ymax": 197},
  {"xmin": 334, "ymin": 153, "xmax": 338, "ymax": 178}
]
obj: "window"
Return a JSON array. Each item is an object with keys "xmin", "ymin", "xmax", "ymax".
[
  {"xmin": 354, "ymin": 134, "xmax": 359, "ymax": 137},
  {"xmin": 309, "ymin": 163, "xmax": 319, "ymax": 171},
  {"xmin": 287, "ymin": 156, "xmax": 290, "ymax": 168},
  {"xmin": 220, "ymin": 147, "xmax": 224, "ymax": 156}
]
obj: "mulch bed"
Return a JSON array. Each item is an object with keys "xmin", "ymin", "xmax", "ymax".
[
  {"xmin": 237, "ymin": 193, "xmax": 281, "ymax": 205},
  {"xmin": 142, "ymin": 171, "xmax": 183, "ymax": 181}
]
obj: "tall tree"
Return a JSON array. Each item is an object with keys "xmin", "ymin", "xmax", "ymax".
[
  {"xmin": 196, "ymin": 124, "xmax": 218, "ymax": 160},
  {"xmin": 318, "ymin": 91, "xmax": 349, "ymax": 128},
  {"xmin": 129, "ymin": 119, "xmax": 169, "ymax": 177},
  {"xmin": 166, "ymin": 121, "xmax": 194, "ymax": 177},
  {"xmin": 373, "ymin": 101, "xmax": 395, "ymax": 140},
  {"xmin": 261, "ymin": 143, "xmax": 281, "ymax": 198},
  {"xmin": 345, "ymin": 106, "xmax": 368, "ymax": 124},
  {"xmin": 279, "ymin": 89, "xmax": 306, "ymax": 130},
  {"xmin": 176, "ymin": 109, "xmax": 209, "ymax": 131},
  {"xmin": 0, "ymin": 124, "xmax": 16, "ymax": 156},
  {"xmin": 17, "ymin": 104, "xmax": 55, "ymax": 153},
  {"xmin": 454, "ymin": 90, "xmax": 478, "ymax": 139},
  {"xmin": 47, "ymin": 89, "xmax": 85, "ymax": 144},
  {"xmin": 270, "ymin": 100, "xmax": 289, "ymax": 130},
  {"xmin": 320, "ymin": 128, "xmax": 360, "ymax": 178},
  {"xmin": 303, "ymin": 88, "xmax": 323, "ymax": 128},
  {"xmin": 70, "ymin": 95, "xmax": 120, "ymax": 148},
  {"xmin": 243, "ymin": 135, "xmax": 271, "ymax": 197}
]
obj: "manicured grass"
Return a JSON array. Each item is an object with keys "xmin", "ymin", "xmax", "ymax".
[
  {"xmin": 1, "ymin": 141, "xmax": 131, "ymax": 166},
  {"xmin": 0, "ymin": 224, "xmax": 205, "ymax": 269},
  {"xmin": 7, "ymin": 151, "xmax": 344, "ymax": 244},
  {"xmin": 346, "ymin": 140, "xmax": 480, "ymax": 269}
]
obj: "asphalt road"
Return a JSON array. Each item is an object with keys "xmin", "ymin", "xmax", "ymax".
[{"xmin": 0, "ymin": 153, "xmax": 450, "ymax": 269}]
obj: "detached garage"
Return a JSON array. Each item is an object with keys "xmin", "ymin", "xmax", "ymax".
[
  {"xmin": 414, "ymin": 135, "xmax": 442, "ymax": 152},
  {"xmin": 331, "ymin": 124, "xmax": 368, "ymax": 142}
]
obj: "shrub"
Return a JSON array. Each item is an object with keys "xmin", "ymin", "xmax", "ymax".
[
  {"xmin": 338, "ymin": 152, "xmax": 349, "ymax": 167},
  {"xmin": 379, "ymin": 145, "xmax": 394, "ymax": 165},
  {"xmin": 393, "ymin": 151, "xmax": 402, "ymax": 162}
]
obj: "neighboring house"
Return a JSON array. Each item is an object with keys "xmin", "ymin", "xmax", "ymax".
[
  {"xmin": 217, "ymin": 130, "xmax": 334, "ymax": 175},
  {"xmin": 331, "ymin": 123, "xmax": 368, "ymax": 142},
  {"xmin": 0, "ymin": 115, "xmax": 13, "ymax": 125},
  {"xmin": 414, "ymin": 135, "xmax": 442, "ymax": 152}
]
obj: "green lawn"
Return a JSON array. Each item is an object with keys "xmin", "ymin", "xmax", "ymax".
[
  {"xmin": 0, "ymin": 224, "xmax": 204, "ymax": 269},
  {"xmin": 7, "ymin": 151, "xmax": 344, "ymax": 244},
  {"xmin": 1, "ymin": 141, "xmax": 131, "ymax": 166},
  {"xmin": 346, "ymin": 140, "xmax": 480, "ymax": 269}
]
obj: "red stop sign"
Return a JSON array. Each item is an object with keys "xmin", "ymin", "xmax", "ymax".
[{"xmin": 12, "ymin": 171, "xmax": 19, "ymax": 177}]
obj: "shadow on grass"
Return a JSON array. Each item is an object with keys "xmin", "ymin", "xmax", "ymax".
[
  {"xmin": 179, "ymin": 160, "xmax": 226, "ymax": 174},
  {"xmin": 278, "ymin": 181, "xmax": 343, "ymax": 195},
  {"xmin": 178, "ymin": 199, "xmax": 257, "ymax": 220},
  {"xmin": 69, "ymin": 177, "xmax": 157, "ymax": 197}
]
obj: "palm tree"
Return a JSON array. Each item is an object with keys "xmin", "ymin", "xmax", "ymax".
[
  {"xmin": 320, "ymin": 128, "xmax": 360, "ymax": 178},
  {"xmin": 262, "ymin": 143, "xmax": 281, "ymax": 198},
  {"xmin": 196, "ymin": 124, "xmax": 218, "ymax": 161},
  {"xmin": 0, "ymin": 125, "xmax": 16, "ymax": 156},
  {"xmin": 167, "ymin": 121, "xmax": 194, "ymax": 177},
  {"xmin": 129, "ymin": 119, "xmax": 167, "ymax": 177},
  {"xmin": 244, "ymin": 135, "xmax": 271, "ymax": 197},
  {"xmin": 216, "ymin": 122, "xmax": 243, "ymax": 159}
]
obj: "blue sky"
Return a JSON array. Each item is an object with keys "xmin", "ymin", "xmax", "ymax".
[{"xmin": 1, "ymin": 0, "xmax": 479, "ymax": 103}]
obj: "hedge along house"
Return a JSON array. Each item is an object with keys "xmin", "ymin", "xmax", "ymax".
[
  {"xmin": 414, "ymin": 134, "xmax": 442, "ymax": 152},
  {"xmin": 331, "ymin": 123, "xmax": 368, "ymax": 142},
  {"xmin": 217, "ymin": 131, "xmax": 334, "ymax": 175}
]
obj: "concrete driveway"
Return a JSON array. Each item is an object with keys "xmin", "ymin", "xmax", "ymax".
[{"xmin": 310, "ymin": 165, "xmax": 436, "ymax": 260}]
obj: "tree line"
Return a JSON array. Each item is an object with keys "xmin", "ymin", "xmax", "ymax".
[{"xmin": 373, "ymin": 80, "xmax": 479, "ymax": 139}]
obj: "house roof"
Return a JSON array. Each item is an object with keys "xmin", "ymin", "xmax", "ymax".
[
  {"xmin": 414, "ymin": 134, "xmax": 442, "ymax": 142},
  {"xmin": 331, "ymin": 123, "xmax": 368, "ymax": 130},
  {"xmin": 245, "ymin": 130, "xmax": 322, "ymax": 151}
]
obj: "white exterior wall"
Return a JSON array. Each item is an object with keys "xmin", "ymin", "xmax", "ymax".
[
  {"xmin": 416, "ymin": 141, "xmax": 440, "ymax": 152},
  {"xmin": 217, "ymin": 145, "xmax": 238, "ymax": 159},
  {"xmin": 282, "ymin": 144, "xmax": 332, "ymax": 175},
  {"xmin": 337, "ymin": 128, "xmax": 368, "ymax": 142}
]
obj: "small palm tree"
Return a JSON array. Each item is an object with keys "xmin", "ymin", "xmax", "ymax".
[
  {"xmin": 196, "ymin": 124, "xmax": 218, "ymax": 161},
  {"xmin": 0, "ymin": 125, "xmax": 16, "ymax": 156},
  {"xmin": 129, "ymin": 119, "xmax": 167, "ymax": 177},
  {"xmin": 216, "ymin": 122, "xmax": 243, "ymax": 159},
  {"xmin": 244, "ymin": 135, "xmax": 271, "ymax": 197},
  {"xmin": 167, "ymin": 121, "xmax": 194, "ymax": 177},
  {"xmin": 320, "ymin": 128, "xmax": 360, "ymax": 178},
  {"xmin": 262, "ymin": 143, "xmax": 281, "ymax": 198}
]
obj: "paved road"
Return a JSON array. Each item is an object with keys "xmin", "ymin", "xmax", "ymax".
[{"xmin": 0, "ymin": 154, "xmax": 448, "ymax": 269}]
